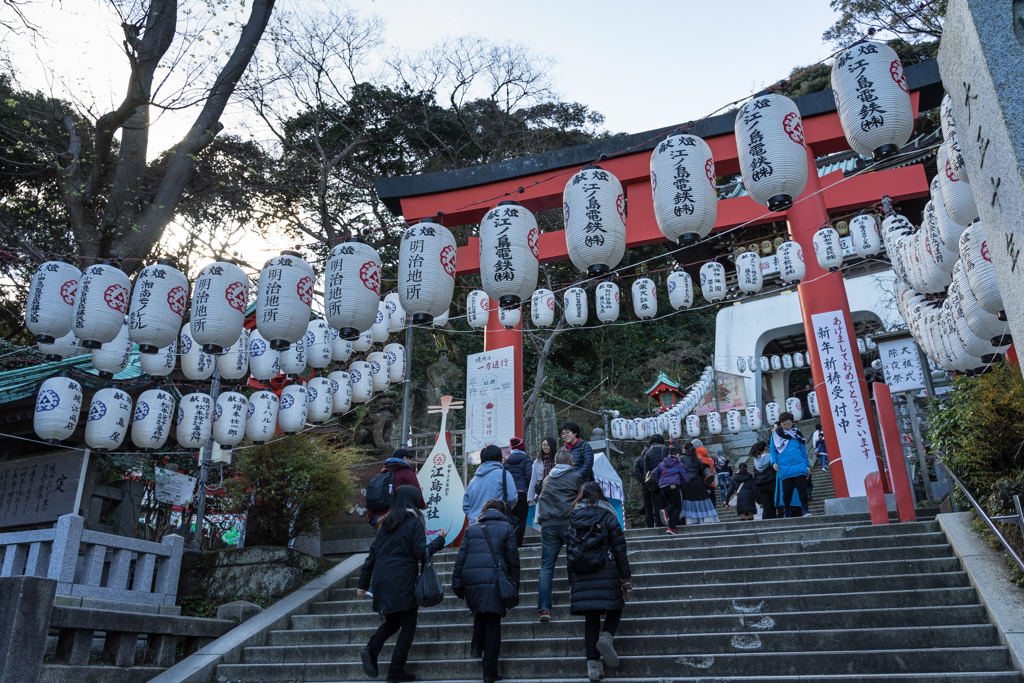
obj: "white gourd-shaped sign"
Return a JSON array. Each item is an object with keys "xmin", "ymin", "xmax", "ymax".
[
  {"xmin": 479, "ymin": 201, "xmax": 539, "ymax": 308},
  {"xmin": 190, "ymin": 261, "xmax": 248, "ymax": 354},
  {"xmin": 650, "ymin": 133, "xmax": 717, "ymax": 245},
  {"xmin": 563, "ymin": 287, "xmax": 588, "ymax": 327},
  {"xmin": 73, "ymin": 260, "xmax": 131, "ymax": 348},
  {"xmin": 256, "ymin": 251, "xmax": 314, "ymax": 350},
  {"xmin": 217, "ymin": 329, "xmax": 250, "ymax": 381},
  {"xmin": 248, "ymin": 329, "xmax": 280, "ymax": 381},
  {"xmin": 398, "ymin": 218, "xmax": 457, "ymax": 325},
  {"xmin": 631, "ymin": 277, "xmax": 657, "ymax": 320},
  {"xmin": 278, "ymin": 384, "xmax": 308, "ymax": 435},
  {"xmin": 667, "ymin": 270, "xmax": 694, "ymax": 310},
  {"xmin": 132, "ymin": 388, "xmax": 175, "ymax": 451},
  {"xmin": 34, "ymin": 376, "xmax": 83, "ymax": 444},
  {"xmin": 325, "ymin": 237, "xmax": 380, "ymax": 340},
  {"xmin": 563, "ymin": 164, "xmax": 627, "ymax": 276},
  {"xmin": 245, "ymin": 391, "xmax": 279, "ymax": 445},
  {"xmin": 417, "ymin": 396, "xmax": 468, "ymax": 547},
  {"xmin": 129, "ymin": 259, "xmax": 188, "ymax": 354},
  {"xmin": 596, "ymin": 282, "xmax": 619, "ymax": 324},
  {"xmin": 531, "ymin": 288, "xmax": 556, "ymax": 328},
  {"xmin": 328, "ymin": 370, "xmax": 352, "ymax": 413},
  {"xmin": 27, "ymin": 257, "xmax": 81, "ymax": 344},
  {"xmin": 177, "ymin": 392, "xmax": 213, "ymax": 450},
  {"xmin": 735, "ymin": 92, "xmax": 808, "ymax": 212},
  {"xmin": 213, "ymin": 391, "xmax": 248, "ymax": 448}
]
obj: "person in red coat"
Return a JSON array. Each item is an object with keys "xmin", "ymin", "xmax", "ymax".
[{"xmin": 368, "ymin": 449, "xmax": 425, "ymax": 528}]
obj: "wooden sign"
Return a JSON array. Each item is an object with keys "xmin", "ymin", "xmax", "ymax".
[{"xmin": 417, "ymin": 396, "xmax": 467, "ymax": 547}]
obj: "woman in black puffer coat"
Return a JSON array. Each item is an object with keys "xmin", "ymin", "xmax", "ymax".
[
  {"xmin": 724, "ymin": 463, "xmax": 758, "ymax": 520},
  {"xmin": 452, "ymin": 499, "xmax": 520, "ymax": 683},
  {"xmin": 567, "ymin": 482, "xmax": 632, "ymax": 682}
]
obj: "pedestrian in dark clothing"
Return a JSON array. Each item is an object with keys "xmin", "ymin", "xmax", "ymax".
[
  {"xmin": 368, "ymin": 449, "xmax": 425, "ymax": 527},
  {"xmin": 452, "ymin": 499, "xmax": 521, "ymax": 683},
  {"xmin": 567, "ymin": 482, "xmax": 632, "ymax": 682},
  {"xmin": 677, "ymin": 442, "xmax": 720, "ymax": 525},
  {"xmin": 534, "ymin": 449, "xmax": 581, "ymax": 622},
  {"xmin": 751, "ymin": 441, "xmax": 778, "ymax": 519},
  {"xmin": 358, "ymin": 486, "xmax": 446, "ymax": 682},
  {"xmin": 770, "ymin": 412, "xmax": 811, "ymax": 518},
  {"xmin": 504, "ymin": 437, "xmax": 533, "ymax": 548},
  {"xmin": 561, "ymin": 421, "xmax": 594, "ymax": 482},
  {"xmin": 650, "ymin": 450, "xmax": 690, "ymax": 533},
  {"xmin": 639, "ymin": 435, "xmax": 668, "ymax": 528},
  {"xmin": 724, "ymin": 463, "xmax": 757, "ymax": 520}
]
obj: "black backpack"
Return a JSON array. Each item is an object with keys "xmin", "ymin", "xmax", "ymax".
[
  {"xmin": 566, "ymin": 521, "xmax": 608, "ymax": 574},
  {"xmin": 365, "ymin": 470, "xmax": 396, "ymax": 512}
]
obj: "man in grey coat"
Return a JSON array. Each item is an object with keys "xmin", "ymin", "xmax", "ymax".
[{"xmin": 534, "ymin": 449, "xmax": 582, "ymax": 622}]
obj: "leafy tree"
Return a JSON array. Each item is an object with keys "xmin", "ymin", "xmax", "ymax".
[{"xmin": 823, "ymin": 0, "xmax": 947, "ymax": 46}]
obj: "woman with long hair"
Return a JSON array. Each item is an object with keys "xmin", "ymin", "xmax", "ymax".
[
  {"xmin": 750, "ymin": 440, "xmax": 778, "ymax": 519},
  {"xmin": 357, "ymin": 486, "xmax": 446, "ymax": 682},
  {"xmin": 528, "ymin": 436, "xmax": 559, "ymax": 499},
  {"xmin": 566, "ymin": 482, "xmax": 632, "ymax": 681},
  {"xmin": 724, "ymin": 462, "xmax": 757, "ymax": 520}
]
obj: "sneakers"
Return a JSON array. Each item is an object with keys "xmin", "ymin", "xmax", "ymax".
[
  {"xmin": 386, "ymin": 671, "xmax": 416, "ymax": 682},
  {"xmin": 538, "ymin": 610, "xmax": 551, "ymax": 622},
  {"xmin": 587, "ymin": 660, "xmax": 604, "ymax": 681},
  {"xmin": 596, "ymin": 631, "xmax": 619, "ymax": 667},
  {"xmin": 471, "ymin": 647, "xmax": 482, "ymax": 658},
  {"xmin": 658, "ymin": 509, "xmax": 669, "ymax": 526},
  {"xmin": 361, "ymin": 647, "xmax": 379, "ymax": 679},
  {"xmin": 665, "ymin": 527, "xmax": 677, "ymax": 535}
]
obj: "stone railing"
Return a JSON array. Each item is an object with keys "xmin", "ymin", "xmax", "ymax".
[{"xmin": 0, "ymin": 513, "xmax": 183, "ymax": 606}]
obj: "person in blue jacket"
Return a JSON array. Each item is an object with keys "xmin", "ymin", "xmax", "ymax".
[
  {"xmin": 560, "ymin": 421, "xmax": 594, "ymax": 482},
  {"xmin": 464, "ymin": 444, "xmax": 519, "ymax": 524},
  {"xmin": 769, "ymin": 411, "xmax": 811, "ymax": 518}
]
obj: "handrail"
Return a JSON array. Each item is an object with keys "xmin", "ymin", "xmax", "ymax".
[{"xmin": 940, "ymin": 463, "xmax": 1024, "ymax": 574}]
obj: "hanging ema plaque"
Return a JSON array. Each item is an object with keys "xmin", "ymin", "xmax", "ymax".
[
  {"xmin": 0, "ymin": 451, "xmax": 87, "ymax": 528},
  {"xmin": 417, "ymin": 396, "xmax": 467, "ymax": 547}
]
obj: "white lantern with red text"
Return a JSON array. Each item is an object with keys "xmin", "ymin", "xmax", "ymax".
[
  {"xmin": 785, "ymin": 397, "xmax": 804, "ymax": 421},
  {"xmin": 667, "ymin": 270, "xmax": 693, "ymax": 310},
  {"xmin": 213, "ymin": 391, "xmax": 248, "ymax": 449},
  {"xmin": 398, "ymin": 218, "xmax": 457, "ymax": 325},
  {"xmin": 777, "ymin": 240, "xmax": 806, "ymax": 284},
  {"xmin": 699, "ymin": 262, "xmax": 726, "ymax": 303},
  {"xmin": 596, "ymin": 282, "xmax": 619, "ymax": 324},
  {"xmin": 256, "ymin": 251, "xmax": 314, "ymax": 350},
  {"xmin": 941, "ymin": 93, "xmax": 970, "ymax": 183},
  {"xmin": 27, "ymin": 257, "xmax": 81, "ymax": 344},
  {"xmin": 937, "ymin": 142, "xmax": 978, "ymax": 227},
  {"xmin": 759, "ymin": 356, "xmax": 770, "ymax": 372},
  {"xmin": 611, "ymin": 418, "xmax": 629, "ymax": 440},
  {"xmin": 73, "ymin": 261, "xmax": 131, "ymax": 348},
  {"xmin": 782, "ymin": 354, "xmax": 793, "ymax": 370},
  {"xmin": 217, "ymin": 329, "xmax": 250, "ymax": 382},
  {"xmin": 793, "ymin": 351, "xmax": 805, "ymax": 369},
  {"xmin": 960, "ymin": 223, "xmax": 1004, "ymax": 316},
  {"xmin": 328, "ymin": 371, "xmax": 352, "ymax": 414},
  {"xmin": 813, "ymin": 227, "xmax": 843, "ymax": 272},
  {"xmin": 736, "ymin": 252, "xmax": 763, "ymax": 294},
  {"xmin": 466, "ymin": 290, "xmax": 489, "ymax": 330},
  {"xmin": 650, "ymin": 133, "xmax": 718, "ymax": 245},
  {"xmin": 325, "ymin": 237, "xmax": 380, "ymax": 340},
  {"xmin": 770, "ymin": 355, "xmax": 782, "ymax": 371},
  {"xmin": 245, "ymin": 391, "xmax": 278, "ymax": 445},
  {"xmin": 127, "ymin": 260, "xmax": 188, "ymax": 354},
  {"xmin": 190, "ymin": 261, "xmax": 248, "ymax": 354},
  {"xmin": 131, "ymin": 388, "xmax": 175, "ymax": 451},
  {"xmin": 177, "ymin": 392, "xmax": 213, "ymax": 450},
  {"xmin": 668, "ymin": 415, "xmax": 682, "ymax": 439},
  {"xmin": 631, "ymin": 277, "xmax": 657, "ymax": 319},
  {"xmin": 735, "ymin": 93, "xmax": 808, "ymax": 211},
  {"xmin": 563, "ymin": 165, "xmax": 627, "ymax": 276},
  {"xmin": 248, "ymin": 329, "xmax": 280, "ymax": 382},
  {"xmin": 350, "ymin": 360, "xmax": 373, "ymax": 404},
  {"xmin": 564, "ymin": 287, "xmax": 588, "ymax": 327},
  {"xmin": 278, "ymin": 384, "xmax": 308, "ymax": 435},
  {"xmin": 306, "ymin": 377, "xmax": 334, "ymax": 424},
  {"xmin": 532, "ymin": 288, "xmax": 555, "ymax": 328},
  {"xmin": 479, "ymin": 201, "xmax": 539, "ymax": 308},
  {"xmin": 306, "ymin": 318, "xmax": 333, "ymax": 369},
  {"xmin": 91, "ymin": 319, "xmax": 132, "ymax": 379},
  {"xmin": 85, "ymin": 387, "xmax": 132, "ymax": 452},
  {"xmin": 633, "ymin": 418, "xmax": 647, "ymax": 442}
]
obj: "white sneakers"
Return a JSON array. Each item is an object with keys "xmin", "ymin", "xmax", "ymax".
[{"xmin": 587, "ymin": 660, "xmax": 604, "ymax": 681}]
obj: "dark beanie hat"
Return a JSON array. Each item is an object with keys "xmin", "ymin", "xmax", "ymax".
[{"xmin": 393, "ymin": 448, "xmax": 411, "ymax": 460}]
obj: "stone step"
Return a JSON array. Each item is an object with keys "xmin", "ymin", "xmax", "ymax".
[{"xmin": 241, "ymin": 676, "xmax": 1022, "ymax": 683}]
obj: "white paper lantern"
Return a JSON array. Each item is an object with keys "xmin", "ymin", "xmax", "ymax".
[
  {"xmin": 940, "ymin": 93, "xmax": 970, "ymax": 183},
  {"xmin": 304, "ymin": 318, "xmax": 332, "ymax": 370},
  {"xmin": 531, "ymin": 288, "xmax": 555, "ymax": 328},
  {"xmin": 180, "ymin": 325, "xmax": 214, "ymax": 381},
  {"xmin": 370, "ymin": 302, "xmax": 390, "ymax": 344},
  {"xmin": 248, "ymin": 329, "xmax": 280, "ymax": 382},
  {"xmin": 217, "ymin": 329, "xmax": 250, "ymax": 382},
  {"xmin": 746, "ymin": 404, "xmax": 762, "ymax": 431},
  {"xmin": 932, "ymin": 168, "xmax": 969, "ymax": 253},
  {"xmin": 596, "ymin": 282, "xmax": 620, "ymax": 324},
  {"xmin": 785, "ymin": 397, "xmax": 804, "ymax": 422},
  {"xmin": 737, "ymin": 357, "xmax": 747, "ymax": 373},
  {"xmin": 280, "ymin": 340, "xmax": 307, "ymax": 376},
  {"xmin": 189, "ymin": 261, "xmax": 248, "ymax": 354},
  {"xmin": 765, "ymin": 401, "xmax": 781, "ymax": 425},
  {"xmin": 38, "ymin": 331, "xmax": 84, "ymax": 361},
  {"xmin": 126, "ymin": 260, "xmax": 188, "ymax": 354},
  {"xmin": 349, "ymin": 360, "xmax": 373, "ymax": 404},
  {"xmin": 726, "ymin": 410, "xmax": 742, "ymax": 434},
  {"xmin": 256, "ymin": 251, "xmax": 314, "ymax": 350},
  {"xmin": 73, "ymin": 261, "xmax": 131, "ymax": 348},
  {"xmin": 306, "ymin": 377, "xmax": 334, "ymax": 424},
  {"xmin": 667, "ymin": 270, "xmax": 694, "ymax": 310},
  {"xmin": 736, "ymin": 251, "xmax": 763, "ymax": 294},
  {"xmin": 630, "ymin": 277, "xmax": 656, "ymax": 320},
  {"xmin": 768, "ymin": 355, "xmax": 781, "ymax": 371},
  {"xmin": 497, "ymin": 305, "xmax": 521, "ymax": 330},
  {"xmin": 685, "ymin": 414, "xmax": 701, "ymax": 438},
  {"xmin": 34, "ymin": 376, "xmax": 82, "ymax": 444},
  {"xmin": 611, "ymin": 418, "xmax": 628, "ymax": 440},
  {"xmin": 352, "ymin": 330, "xmax": 373, "ymax": 353},
  {"xmin": 368, "ymin": 351, "xmax": 390, "ymax": 392},
  {"xmin": 632, "ymin": 418, "xmax": 647, "ymax": 442},
  {"xmin": 866, "ymin": 336, "xmax": 877, "ymax": 351},
  {"xmin": 278, "ymin": 384, "xmax": 308, "ymax": 435},
  {"xmin": 325, "ymin": 237, "xmax": 381, "ymax": 340},
  {"xmin": 563, "ymin": 164, "xmax": 627, "ymax": 276},
  {"xmin": 782, "ymin": 353, "xmax": 793, "ymax": 370},
  {"xmin": 384, "ymin": 292, "xmax": 407, "ymax": 333},
  {"xmin": 91, "ymin": 319, "xmax": 132, "ymax": 379},
  {"xmin": 699, "ymin": 262, "xmax": 726, "ymax": 303},
  {"xmin": 650, "ymin": 133, "xmax": 718, "ymax": 245},
  {"xmin": 140, "ymin": 340, "xmax": 176, "ymax": 378},
  {"xmin": 245, "ymin": 391, "xmax": 279, "ymax": 444},
  {"xmin": 466, "ymin": 290, "xmax": 490, "ymax": 330},
  {"xmin": 936, "ymin": 142, "xmax": 978, "ymax": 227},
  {"xmin": 850, "ymin": 214, "xmax": 882, "ymax": 258},
  {"xmin": 479, "ymin": 201, "xmax": 539, "ymax": 308},
  {"xmin": 384, "ymin": 343, "xmax": 406, "ymax": 384},
  {"xmin": 328, "ymin": 370, "xmax": 352, "ymax": 414},
  {"xmin": 948, "ymin": 299, "xmax": 992, "ymax": 359},
  {"xmin": 831, "ymin": 41, "xmax": 914, "ymax": 159},
  {"xmin": 735, "ymin": 92, "xmax": 808, "ymax": 211},
  {"xmin": 398, "ymin": 218, "xmax": 457, "ymax": 325},
  {"xmin": 759, "ymin": 356, "xmax": 770, "ymax": 372},
  {"xmin": 856, "ymin": 337, "xmax": 867, "ymax": 355},
  {"xmin": 807, "ymin": 390, "xmax": 819, "ymax": 417},
  {"xmin": 776, "ymin": 240, "xmax": 806, "ymax": 285},
  {"xmin": 84, "ymin": 387, "xmax": 132, "ymax": 452},
  {"xmin": 27, "ymin": 257, "xmax": 81, "ymax": 344},
  {"xmin": 668, "ymin": 416, "xmax": 682, "ymax": 439},
  {"xmin": 331, "ymin": 331, "xmax": 353, "ymax": 363},
  {"xmin": 813, "ymin": 227, "xmax": 843, "ymax": 272},
  {"xmin": 431, "ymin": 308, "xmax": 450, "ymax": 328},
  {"xmin": 748, "ymin": 356, "xmax": 756, "ymax": 371},
  {"xmin": 131, "ymin": 388, "xmax": 175, "ymax": 451},
  {"xmin": 953, "ymin": 263, "xmax": 1010, "ymax": 344},
  {"xmin": 793, "ymin": 351, "xmax": 805, "ymax": 368},
  {"xmin": 177, "ymin": 392, "xmax": 213, "ymax": 450},
  {"xmin": 960, "ymin": 223, "xmax": 1004, "ymax": 316},
  {"xmin": 563, "ymin": 287, "xmax": 588, "ymax": 327},
  {"xmin": 212, "ymin": 391, "xmax": 248, "ymax": 448},
  {"xmin": 923, "ymin": 192, "xmax": 956, "ymax": 275}
]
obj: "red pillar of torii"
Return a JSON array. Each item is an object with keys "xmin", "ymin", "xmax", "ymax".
[{"xmin": 385, "ymin": 89, "xmax": 930, "ymax": 497}]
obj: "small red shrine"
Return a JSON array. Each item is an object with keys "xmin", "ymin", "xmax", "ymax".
[{"xmin": 647, "ymin": 372, "xmax": 682, "ymax": 413}]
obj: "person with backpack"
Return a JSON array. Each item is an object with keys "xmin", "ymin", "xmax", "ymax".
[
  {"xmin": 503, "ymin": 437, "xmax": 533, "ymax": 548},
  {"xmin": 751, "ymin": 441, "xmax": 778, "ymax": 519},
  {"xmin": 638, "ymin": 435, "xmax": 668, "ymax": 528},
  {"xmin": 366, "ymin": 449, "xmax": 424, "ymax": 528},
  {"xmin": 534, "ymin": 448, "xmax": 582, "ymax": 622},
  {"xmin": 566, "ymin": 482, "xmax": 632, "ymax": 682},
  {"xmin": 463, "ymin": 444, "xmax": 518, "ymax": 527},
  {"xmin": 561, "ymin": 421, "xmax": 594, "ymax": 482},
  {"xmin": 692, "ymin": 439, "xmax": 717, "ymax": 506},
  {"xmin": 357, "ymin": 486, "xmax": 446, "ymax": 682},
  {"xmin": 649, "ymin": 447, "xmax": 690, "ymax": 534},
  {"xmin": 724, "ymin": 463, "xmax": 757, "ymax": 520},
  {"xmin": 770, "ymin": 412, "xmax": 812, "ymax": 518},
  {"xmin": 452, "ymin": 499, "xmax": 520, "ymax": 683}
]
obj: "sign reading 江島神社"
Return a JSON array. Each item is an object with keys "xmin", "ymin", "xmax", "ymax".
[
  {"xmin": 465, "ymin": 346, "xmax": 515, "ymax": 454},
  {"xmin": 0, "ymin": 451, "xmax": 86, "ymax": 528},
  {"xmin": 811, "ymin": 311, "xmax": 878, "ymax": 497}
]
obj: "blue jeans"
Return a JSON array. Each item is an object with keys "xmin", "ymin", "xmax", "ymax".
[{"xmin": 537, "ymin": 525, "xmax": 567, "ymax": 613}]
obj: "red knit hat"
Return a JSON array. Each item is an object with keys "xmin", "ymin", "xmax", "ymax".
[{"xmin": 509, "ymin": 437, "xmax": 525, "ymax": 451}]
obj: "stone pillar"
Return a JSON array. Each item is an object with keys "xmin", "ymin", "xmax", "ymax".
[{"xmin": 0, "ymin": 576, "xmax": 57, "ymax": 683}]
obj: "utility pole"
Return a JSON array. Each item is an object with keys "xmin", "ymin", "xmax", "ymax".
[
  {"xmin": 192, "ymin": 367, "xmax": 221, "ymax": 550},
  {"xmin": 400, "ymin": 323, "xmax": 414, "ymax": 447}
]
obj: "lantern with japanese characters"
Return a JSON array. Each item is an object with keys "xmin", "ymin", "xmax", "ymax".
[
  {"xmin": 856, "ymin": 337, "xmax": 867, "ymax": 354},
  {"xmin": 685, "ymin": 414, "xmax": 701, "ymax": 438},
  {"xmin": 960, "ymin": 223, "xmax": 1004, "ymax": 316},
  {"xmin": 667, "ymin": 270, "xmax": 693, "ymax": 310},
  {"xmin": 368, "ymin": 351, "xmax": 390, "ymax": 392},
  {"xmin": 736, "ymin": 251, "xmax": 763, "ymax": 294},
  {"xmin": 256, "ymin": 251, "xmax": 314, "ymax": 350},
  {"xmin": 932, "ymin": 170, "xmax": 969, "ymax": 252},
  {"xmin": 735, "ymin": 93, "xmax": 808, "ymax": 211},
  {"xmin": 140, "ymin": 341, "xmax": 175, "ymax": 378},
  {"xmin": 813, "ymin": 227, "xmax": 843, "ymax": 272},
  {"xmin": 611, "ymin": 418, "xmax": 628, "ymax": 440},
  {"xmin": 498, "ymin": 305, "xmax": 521, "ymax": 330},
  {"xmin": 940, "ymin": 93, "xmax": 970, "ymax": 183},
  {"xmin": 34, "ymin": 376, "xmax": 82, "ymax": 444},
  {"xmin": 398, "ymin": 218, "xmax": 457, "ymax": 325},
  {"xmin": 563, "ymin": 164, "xmax": 627, "ymax": 276},
  {"xmin": 765, "ymin": 401, "xmax": 780, "ymax": 425},
  {"xmin": 564, "ymin": 287, "xmax": 588, "ymax": 327},
  {"xmin": 180, "ymin": 325, "xmax": 214, "ymax": 381},
  {"xmin": 596, "ymin": 282, "xmax": 619, "ymax": 324},
  {"xmin": 131, "ymin": 388, "xmax": 175, "ymax": 451},
  {"xmin": 27, "ymin": 257, "xmax": 81, "ymax": 344},
  {"xmin": 953, "ymin": 263, "xmax": 1010, "ymax": 345},
  {"xmin": 699, "ymin": 262, "xmax": 726, "ymax": 303},
  {"xmin": 213, "ymin": 391, "xmax": 248, "ymax": 449},
  {"xmin": 881, "ymin": 213, "xmax": 914, "ymax": 253},
  {"xmin": 306, "ymin": 318, "xmax": 333, "ymax": 369},
  {"xmin": 385, "ymin": 292, "xmax": 407, "ymax": 333},
  {"xmin": 531, "ymin": 288, "xmax": 555, "ymax": 328},
  {"xmin": 332, "ymin": 333, "xmax": 353, "ymax": 363},
  {"xmin": 759, "ymin": 356, "xmax": 770, "ymax": 372},
  {"xmin": 245, "ymin": 391, "xmax": 278, "ymax": 445},
  {"xmin": 631, "ymin": 277, "xmax": 656, "ymax": 320},
  {"xmin": 746, "ymin": 404, "xmax": 762, "ymax": 431},
  {"xmin": 782, "ymin": 354, "xmax": 793, "ymax": 370},
  {"xmin": 923, "ymin": 194, "xmax": 956, "ymax": 276},
  {"xmin": 770, "ymin": 355, "xmax": 782, "ymax": 371},
  {"xmin": 190, "ymin": 261, "xmax": 248, "ymax": 354},
  {"xmin": 384, "ymin": 343, "xmax": 406, "ymax": 384},
  {"xmin": 850, "ymin": 214, "xmax": 882, "ymax": 258},
  {"xmin": 479, "ymin": 201, "xmax": 539, "ymax": 308},
  {"xmin": 353, "ymin": 330, "xmax": 373, "ymax": 353},
  {"xmin": 793, "ymin": 351, "xmax": 805, "ymax": 368},
  {"xmin": 325, "ymin": 237, "xmax": 380, "ymax": 340},
  {"xmin": 177, "ymin": 392, "xmax": 213, "ymax": 450},
  {"xmin": 807, "ymin": 390, "xmax": 819, "ymax": 417},
  {"xmin": 633, "ymin": 418, "xmax": 647, "ymax": 442},
  {"xmin": 217, "ymin": 329, "xmax": 250, "ymax": 382},
  {"xmin": 466, "ymin": 289, "xmax": 490, "ymax": 330},
  {"xmin": 350, "ymin": 360, "xmax": 373, "ymax": 404},
  {"xmin": 248, "ymin": 329, "xmax": 280, "ymax": 381},
  {"xmin": 936, "ymin": 142, "xmax": 978, "ymax": 227},
  {"xmin": 328, "ymin": 370, "xmax": 352, "ymax": 413},
  {"xmin": 785, "ymin": 397, "xmax": 803, "ymax": 421},
  {"xmin": 91, "ymin": 319, "xmax": 132, "ymax": 379},
  {"xmin": 85, "ymin": 387, "xmax": 132, "ymax": 452},
  {"xmin": 737, "ymin": 357, "xmax": 747, "ymax": 373},
  {"xmin": 128, "ymin": 260, "xmax": 188, "ymax": 353},
  {"xmin": 278, "ymin": 384, "xmax": 307, "ymax": 435},
  {"xmin": 668, "ymin": 415, "xmax": 682, "ymax": 439},
  {"xmin": 39, "ymin": 331, "xmax": 84, "ymax": 362},
  {"xmin": 306, "ymin": 377, "xmax": 334, "ymax": 424},
  {"xmin": 776, "ymin": 240, "xmax": 806, "ymax": 284},
  {"xmin": 831, "ymin": 41, "xmax": 914, "ymax": 159},
  {"xmin": 725, "ymin": 410, "xmax": 742, "ymax": 434},
  {"xmin": 370, "ymin": 302, "xmax": 390, "ymax": 344},
  {"xmin": 73, "ymin": 260, "xmax": 131, "ymax": 348},
  {"xmin": 650, "ymin": 133, "xmax": 718, "ymax": 245},
  {"xmin": 280, "ymin": 340, "xmax": 307, "ymax": 377}
]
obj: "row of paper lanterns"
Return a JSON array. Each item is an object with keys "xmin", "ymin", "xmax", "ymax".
[{"xmin": 735, "ymin": 338, "xmax": 877, "ymax": 374}]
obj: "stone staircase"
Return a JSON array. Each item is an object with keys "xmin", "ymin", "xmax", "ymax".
[
  {"xmin": 714, "ymin": 463, "xmax": 835, "ymax": 519},
  {"xmin": 214, "ymin": 513, "xmax": 1022, "ymax": 682}
]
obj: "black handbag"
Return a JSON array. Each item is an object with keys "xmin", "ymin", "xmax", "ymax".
[
  {"xmin": 414, "ymin": 558, "xmax": 444, "ymax": 607},
  {"xmin": 480, "ymin": 524, "xmax": 520, "ymax": 609}
]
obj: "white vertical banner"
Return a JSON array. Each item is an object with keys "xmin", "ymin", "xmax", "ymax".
[
  {"xmin": 811, "ymin": 310, "xmax": 878, "ymax": 497},
  {"xmin": 465, "ymin": 346, "xmax": 515, "ymax": 454},
  {"xmin": 876, "ymin": 338, "xmax": 926, "ymax": 393}
]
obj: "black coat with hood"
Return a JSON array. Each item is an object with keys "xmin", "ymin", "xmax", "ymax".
[
  {"xmin": 567, "ymin": 500, "xmax": 631, "ymax": 614},
  {"xmin": 503, "ymin": 450, "xmax": 533, "ymax": 492},
  {"xmin": 725, "ymin": 471, "xmax": 758, "ymax": 514},
  {"xmin": 358, "ymin": 514, "xmax": 445, "ymax": 616},
  {"xmin": 451, "ymin": 509, "xmax": 521, "ymax": 616}
]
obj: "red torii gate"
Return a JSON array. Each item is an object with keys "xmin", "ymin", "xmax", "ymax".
[{"xmin": 375, "ymin": 61, "xmax": 941, "ymax": 498}]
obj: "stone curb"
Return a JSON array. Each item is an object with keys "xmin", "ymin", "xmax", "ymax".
[
  {"xmin": 147, "ymin": 552, "xmax": 367, "ymax": 683},
  {"xmin": 937, "ymin": 511, "xmax": 1024, "ymax": 673}
]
